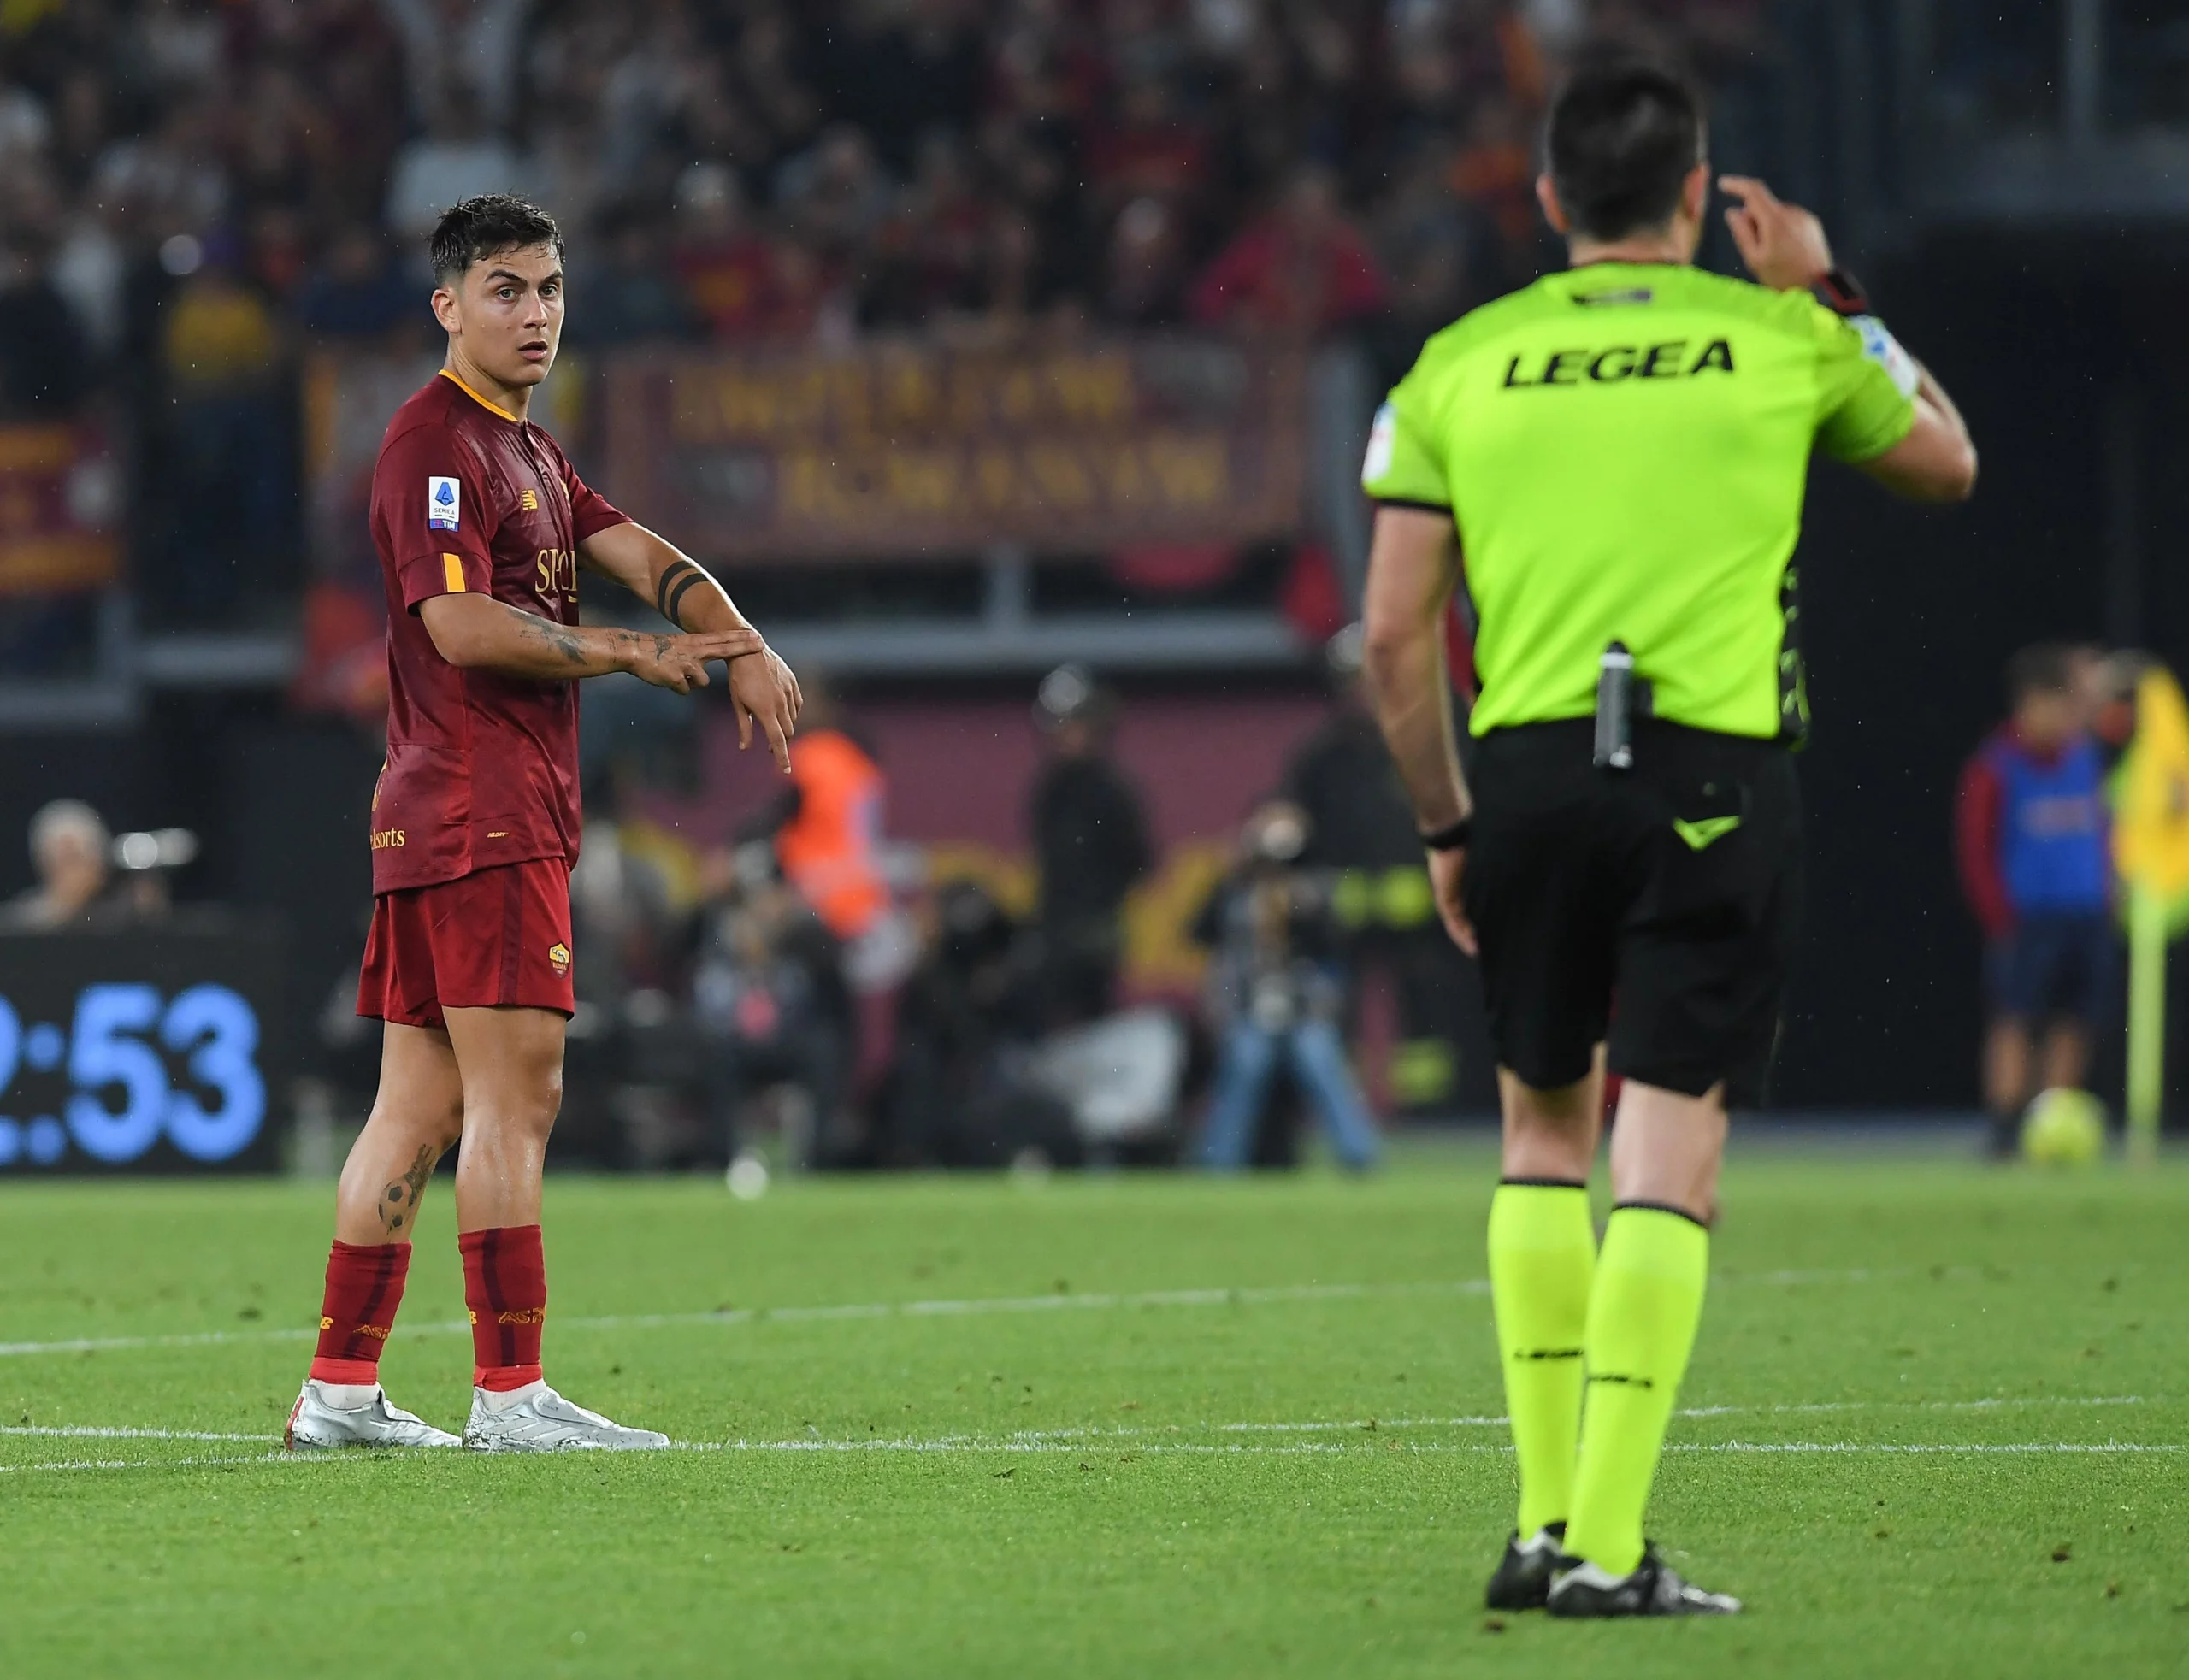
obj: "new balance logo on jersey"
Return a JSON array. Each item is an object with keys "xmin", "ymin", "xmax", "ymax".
[
  {"xmin": 468, "ymin": 1305, "xmax": 546, "ymax": 1327},
  {"xmin": 428, "ymin": 476, "xmax": 460, "ymax": 530},
  {"xmin": 1502, "ymin": 339, "xmax": 1735, "ymax": 388},
  {"xmin": 520, "ymin": 487, "xmax": 540, "ymax": 511}
]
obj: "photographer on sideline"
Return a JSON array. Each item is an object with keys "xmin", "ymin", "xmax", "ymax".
[{"xmin": 1193, "ymin": 799, "xmax": 1380, "ymax": 1171}]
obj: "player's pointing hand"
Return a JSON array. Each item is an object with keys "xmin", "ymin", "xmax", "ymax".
[
  {"xmin": 1719, "ymin": 175, "xmax": 1833, "ymax": 293},
  {"xmin": 729, "ymin": 645, "xmax": 802, "ymax": 774},
  {"xmin": 627, "ymin": 629, "xmax": 764, "ymax": 695}
]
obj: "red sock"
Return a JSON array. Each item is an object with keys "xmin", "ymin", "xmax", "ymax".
[
  {"xmin": 460, "ymin": 1225, "xmax": 546, "ymax": 1391},
  {"xmin": 308, "ymin": 1241, "xmax": 410, "ymax": 1386}
]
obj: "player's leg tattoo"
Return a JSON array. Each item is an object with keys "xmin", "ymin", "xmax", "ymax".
[{"xmin": 379, "ymin": 1142, "xmax": 439, "ymax": 1235}]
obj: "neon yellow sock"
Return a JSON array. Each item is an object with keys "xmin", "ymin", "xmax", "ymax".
[
  {"xmin": 1561, "ymin": 1204, "xmax": 1709, "ymax": 1576},
  {"xmin": 1486, "ymin": 1181, "xmax": 1596, "ymax": 1536}
]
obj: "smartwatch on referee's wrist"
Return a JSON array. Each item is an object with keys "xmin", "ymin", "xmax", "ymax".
[
  {"xmin": 1810, "ymin": 267, "xmax": 1871, "ymax": 317},
  {"xmin": 1419, "ymin": 816, "xmax": 1472, "ymax": 852}
]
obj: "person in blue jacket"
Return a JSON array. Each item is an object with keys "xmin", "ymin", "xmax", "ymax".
[{"xmin": 1955, "ymin": 644, "xmax": 2115, "ymax": 1158}]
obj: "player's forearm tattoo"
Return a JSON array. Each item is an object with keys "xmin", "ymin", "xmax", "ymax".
[
  {"xmin": 654, "ymin": 557, "xmax": 715, "ymax": 628},
  {"xmin": 379, "ymin": 1144, "xmax": 435, "ymax": 1234},
  {"xmin": 520, "ymin": 616, "xmax": 592, "ymax": 668}
]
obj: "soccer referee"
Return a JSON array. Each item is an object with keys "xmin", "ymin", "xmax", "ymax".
[{"xmin": 1360, "ymin": 62, "xmax": 1975, "ymax": 1618}]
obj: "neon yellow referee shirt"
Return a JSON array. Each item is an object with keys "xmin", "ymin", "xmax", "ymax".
[{"xmin": 1363, "ymin": 262, "xmax": 1918, "ymax": 741}]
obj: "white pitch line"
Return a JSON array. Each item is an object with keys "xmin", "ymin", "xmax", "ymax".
[
  {"xmin": 0, "ymin": 1327, "xmax": 316, "ymax": 1359},
  {"xmin": 0, "ymin": 1451, "xmax": 327, "ymax": 1476},
  {"xmin": 663, "ymin": 1440, "xmax": 2187, "ymax": 1458},
  {"xmin": 1663, "ymin": 1441, "xmax": 2181, "ymax": 1456},
  {"xmin": 1677, "ymin": 1394, "xmax": 2149, "ymax": 1421},
  {"xmin": 896, "ymin": 1394, "xmax": 2157, "ymax": 1448},
  {"xmin": 2, "ymin": 1440, "xmax": 2180, "ymax": 1475},
  {"xmin": 0, "ymin": 1265, "xmax": 1917, "ymax": 1364},
  {"xmin": 0, "ymin": 1424, "xmax": 270, "ymax": 1442},
  {"xmin": 0, "ymin": 1457, "xmax": 163, "ymax": 1474},
  {"xmin": 0, "ymin": 1400, "xmax": 2154, "ymax": 1461}
]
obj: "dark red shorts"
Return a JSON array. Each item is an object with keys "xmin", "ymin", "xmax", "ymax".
[{"xmin": 357, "ymin": 858, "xmax": 575, "ymax": 1029}]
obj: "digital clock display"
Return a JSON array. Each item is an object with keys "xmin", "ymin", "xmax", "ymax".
[{"xmin": 0, "ymin": 927, "xmax": 286, "ymax": 1172}]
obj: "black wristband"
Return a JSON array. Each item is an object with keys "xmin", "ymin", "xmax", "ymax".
[
  {"xmin": 1811, "ymin": 267, "xmax": 1870, "ymax": 317},
  {"xmin": 1419, "ymin": 816, "xmax": 1473, "ymax": 852}
]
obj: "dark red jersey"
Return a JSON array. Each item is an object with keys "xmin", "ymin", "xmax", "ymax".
[{"xmin": 366, "ymin": 370, "xmax": 630, "ymax": 893}]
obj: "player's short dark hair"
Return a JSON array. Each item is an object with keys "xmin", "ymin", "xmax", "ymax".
[
  {"xmin": 2007, "ymin": 643, "xmax": 2077, "ymax": 704},
  {"xmin": 1546, "ymin": 59, "xmax": 1706, "ymax": 242},
  {"xmin": 429, "ymin": 194, "xmax": 564, "ymax": 286}
]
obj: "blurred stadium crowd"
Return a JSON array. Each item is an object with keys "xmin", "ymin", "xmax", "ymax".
[
  {"xmin": 0, "ymin": 0, "xmax": 1771, "ymax": 353},
  {"xmin": 0, "ymin": 0, "xmax": 1773, "ymax": 647}
]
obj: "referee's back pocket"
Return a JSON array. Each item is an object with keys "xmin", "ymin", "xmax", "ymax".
[{"xmin": 1638, "ymin": 774, "xmax": 1768, "ymax": 939}]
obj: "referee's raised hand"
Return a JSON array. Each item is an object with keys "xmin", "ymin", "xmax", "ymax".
[{"xmin": 1719, "ymin": 175, "xmax": 1832, "ymax": 292}]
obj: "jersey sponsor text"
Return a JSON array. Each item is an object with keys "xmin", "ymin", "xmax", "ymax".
[{"xmin": 1501, "ymin": 339, "xmax": 1735, "ymax": 388}]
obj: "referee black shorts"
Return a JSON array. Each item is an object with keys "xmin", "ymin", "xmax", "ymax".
[{"xmin": 1460, "ymin": 718, "xmax": 1802, "ymax": 1107}]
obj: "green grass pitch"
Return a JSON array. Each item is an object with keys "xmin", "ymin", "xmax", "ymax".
[{"xmin": 2, "ymin": 1142, "xmax": 2184, "ymax": 1677}]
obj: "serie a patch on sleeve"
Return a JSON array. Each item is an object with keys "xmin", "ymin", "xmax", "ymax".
[
  {"xmin": 1360, "ymin": 403, "xmax": 1396, "ymax": 486},
  {"xmin": 428, "ymin": 475, "xmax": 461, "ymax": 531},
  {"xmin": 1853, "ymin": 315, "xmax": 1921, "ymax": 398}
]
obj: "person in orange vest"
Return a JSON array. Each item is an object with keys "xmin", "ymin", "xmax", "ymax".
[
  {"xmin": 760, "ymin": 681, "xmax": 915, "ymax": 1148},
  {"xmin": 770, "ymin": 681, "xmax": 889, "ymax": 944}
]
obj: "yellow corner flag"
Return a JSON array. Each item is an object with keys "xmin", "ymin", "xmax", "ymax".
[{"xmin": 2113, "ymin": 666, "xmax": 2189, "ymax": 1164}]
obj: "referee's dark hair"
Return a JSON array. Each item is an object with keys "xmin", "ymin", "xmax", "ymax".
[
  {"xmin": 1546, "ymin": 59, "xmax": 1706, "ymax": 242},
  {"xmin": 430, "ymin": 194, "xmax": 564, "ymax": 285}
]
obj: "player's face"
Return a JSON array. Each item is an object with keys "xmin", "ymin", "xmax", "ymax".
[
  {"xmin": 442, "ymin": 243, "xmax": 564, "ymax": 390},
  {"xmin": 2018, "ymin": 687, "xmax": 2079, "ymax": 748}
]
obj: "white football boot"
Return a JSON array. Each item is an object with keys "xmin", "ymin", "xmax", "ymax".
[
  {"xmin": 284, "ymin": 1380, "xmax": 461, "ymax": 1450},
  {"xmin": 461, "ymin": 1381, "xmax": 670, "ymax": 1452}
]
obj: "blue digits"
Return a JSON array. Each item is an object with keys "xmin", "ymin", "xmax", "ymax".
[
  {"xmin": 65, "ymin": 984, "xmax": 167, "ymax": 1161},
  {"xmin": 162, "ymin": 985, "xmax": 265, "ymax": 1161}
]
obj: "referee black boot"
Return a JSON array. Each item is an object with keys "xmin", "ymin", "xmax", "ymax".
[
  {"xmin": 1546, "ymin": 1542, "xmax": 1741, "ymax": 1618},
  {"xmin": 1484, "ymin": 1521, "xmax": 1565, "ymax": 1610}
]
